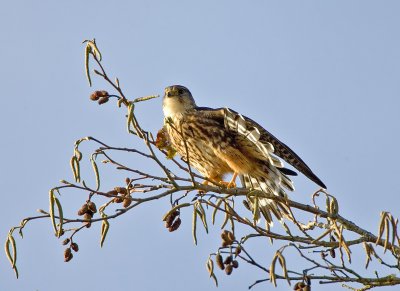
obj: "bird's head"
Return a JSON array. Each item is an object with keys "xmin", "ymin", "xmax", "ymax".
[{"xmin": 163, "ymin": 85, "xmax": 196, "ymax": 118}]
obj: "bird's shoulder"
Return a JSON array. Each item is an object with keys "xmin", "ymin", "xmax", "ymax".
[{"xmin": 185, "ymin": 106, "xmax": 226, "ymax": 124}]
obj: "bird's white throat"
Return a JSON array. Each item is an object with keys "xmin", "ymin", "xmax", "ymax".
[{"xmin": 163, "ymin": 97, "xmax": 190, "ymax": 118}]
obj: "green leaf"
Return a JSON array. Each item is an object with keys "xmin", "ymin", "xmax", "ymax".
[
  {"xmin": 49, "ymin": 189, "xmax": 57, "ymax": 235},
  {"xmin": 91, "ymin": 154, "xmax": 100, "ymax": 191},
  {"xmin": 54, "ymin": 197, "xmax": 64, "ymax": 238},
  {"xmin": 84, "ymin": 44, "xmax": 92, "ymax": 87},
  {"xmin": 192, "ymin": 206, "xmax": 198, "ymax": 245}
]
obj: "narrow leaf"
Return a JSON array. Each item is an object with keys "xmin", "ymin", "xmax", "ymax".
[
  {"xmin": 54, "ymin": 197, "xmax": 64, "ymax": 238},
  {"xmin": 5, "ymin": 237, "xmax": 12, "ymax": 267},
  {"xmin": 49, "ymin": 190, "xmax": 57, "ymax": 234},
  {"xmin": 192, "ymin": 206, "xmax": 198, "ymax": 245},
  {"xmin": 91, "ymin": 154, "xmax": 100, "ymax": 191},
  {"xmin": 100, "ymin": 219, "xmax": 110, "ymax": 248},
  {"xmin": 84, "ymin": 44, "xmax": 92, "ymax": 86},
  {"xmin": 9, "ymin": 235, "xmax": 17, "ymax": 269},
  {"xmin": 212, "ymin": 199, "xmax": 223, "ymax": 225}
]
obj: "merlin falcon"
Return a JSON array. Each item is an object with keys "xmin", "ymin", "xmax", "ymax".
[{"xmin": 162, "ymin": 85, "xmax": 326, "ymax": 225}]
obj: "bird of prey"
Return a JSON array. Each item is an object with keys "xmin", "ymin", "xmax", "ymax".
[{"xmin": 162, "ymin": 85, "xmax": 326, "ymax": 225}]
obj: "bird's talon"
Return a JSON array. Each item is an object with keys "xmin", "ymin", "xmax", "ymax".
[{"xmin": 219, "ymin": 181, "xmax": 237, "ymax": 189}]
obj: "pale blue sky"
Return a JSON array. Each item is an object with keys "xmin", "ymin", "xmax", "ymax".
[{"xmin": 1, "ymin": 1, "xmax": 399, "ymax": 291}]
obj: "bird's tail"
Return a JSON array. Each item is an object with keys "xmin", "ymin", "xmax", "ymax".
[{"xmin": 240, "ymin": 173, "xmax": 293, "ymax": 227}]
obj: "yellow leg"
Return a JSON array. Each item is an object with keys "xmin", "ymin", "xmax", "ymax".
[{"xmin": 219, "ymin": 172, "xmax": 238, "ymax": 189}]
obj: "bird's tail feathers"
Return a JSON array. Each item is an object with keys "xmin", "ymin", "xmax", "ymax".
[{"xmin": 240, "ymin": 174, "xmax": 292, "ymax": 227}]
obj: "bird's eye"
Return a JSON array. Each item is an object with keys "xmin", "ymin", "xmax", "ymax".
[{"xmin": 178, "ymin": 89, "xmax": 184, "ymax": 94}]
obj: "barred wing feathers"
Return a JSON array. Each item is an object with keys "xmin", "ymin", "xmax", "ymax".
[
  {"xmin": 225, "ymin": 108, "xmax": 326, "ymax": 189},
  {"xmin": 196, "ymin": 106, "xmax": 326, "ymax": 226},
  {"xmin": 223, "ymin": 108, "xmax": 294, "ymax": 226},
  {"xmin": 244, "ymin": 116, "xmax": 326, "ymax": 189}
]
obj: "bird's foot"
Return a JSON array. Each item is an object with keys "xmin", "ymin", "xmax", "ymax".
[
  {"xmin": 218, "ymin": 180, "xmax": 237, "ymax": 189},
  {"xmin": 219, "ymin": 172, "xmax": 238, "ymax": 189}
]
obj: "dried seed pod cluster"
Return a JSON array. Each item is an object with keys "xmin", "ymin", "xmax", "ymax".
[
  {"xmin": 110, "ymin": 186, "xmax": 132, "ymax": 208},
  {"xmin": 77, "ymin": 201, "xmax": 97, "ymax": 227},
  {"xmin": 89, "ymin": 90, "xmax": 109, "ymax": 104},
  {"xmin": 221, "ymin": 230, "xmax": 235, "ymax": 247},
  {"xmin": 63, "ymin": 240, "xmax": 79, "ymax": 262},
  {"xmin": 293, "ymin": 282, "xmax": 311, "ymax": 291},
  {"xmin": 214, "ymin": 253, "xmax": 239, "ymax": 275},
  {"xmin": 164, "ymin": 210, "xmax": 181, "ymax": 232}
]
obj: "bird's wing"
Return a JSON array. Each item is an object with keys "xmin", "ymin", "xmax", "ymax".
[
  {"xmin": 245, "ymin": 117, "xmax": 326, "ymax": 189},
  {"xmin": 228, "ymin": 108, "xmax": 326, "ymax": 189},
  {"xmin": 196, "ymin": 106, "xmax": 326, "ymax": 188},
  {"xmin": 197, "ymin": 106, "xmax": 328, "ymax": 226}
]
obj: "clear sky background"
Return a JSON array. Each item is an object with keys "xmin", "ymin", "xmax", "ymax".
[{"xmin": 1, "ymin": 1, "xmax": 399, "ymax": 291}]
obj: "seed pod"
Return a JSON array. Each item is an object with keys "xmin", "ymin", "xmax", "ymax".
[
  {"xmin": 83, "ymin": 212, "xmax": 93, "ymax": 220},
  {"xmin": 64, "ymin": 248, "xmax": 72, "ymax": 262},
  {"xmin": 222, "ymin": 241, "xmax": 230, "ymax": 248},
  {"xmin": 98, "ymin": 96, "xmax": 109, "ymax": 105},
  {"xmin": 293, "ymin": 282, "xmax": 306, "ymax": 290},
  {"xmin": 125, "ymin": 177, "xmax": 131, "ymax": 185},
  {"xmin": 64, "ymin": 247, "xmax": 71, "ymax": 257},
  {"xmin": 77, "ymin": 204, "xmax": 89, "ymax": 216},
  {"xmin": 65, "ymin": 252, "xmax": 73, "ymax": 262},
  {"xmin": 87, "ymin": 201, "xmax": 97, "ymax": 213},
  {"xmin": 330, "ymin": 248, "xmax": 336, "ymax": 258},
  {"xmin": 223, "ymin": 255, "xmax": 233, "ymax": 265},
  {"xmin": 62, "ymin": 238, "xmax": 70, "ymax": 245},
  {"xmin": 71, "ymin": 243, "xmax": 79, "ymax": 252},
  {"xmin": 114, "ymin": 187, "xmax": 128, "ymax": 195},
  {"xmin": 221, "ymin": 230, "xmax": 230, "ymax": 240},
  {"xmin": 234, "ymin": 246, "xmax": 242, "ymax": 257},
  {"xmin": 99, "ymin": 90, "xmax": 108, "ymax": 97},
  {"xmin": 165, "ymin": 215, "xmax": 174, "ymax": 229},
  {"xmin": 168, "ymin": 217, "xmax": 182, "ymax": 232},
  {"xmin": 113, "ymin": 196, "xmax": 123, "ymax": 203},
  {"xmin": 215, "ymin": 254, "xmax": 224, "ymax": 270},
  {"xmin": 225, "ymin": 264, "xmax": 233, "ymax": 275},
  {"xmin": 90, "ymin": 92, "xmax": 100, "ymax": 101},
  {"xmin": 165, "ymin": 211, "xmax": 179, "ymax": 228},
  {"xmin": 123, "ymin": 197, "xmax": 132, "ymax": 208},
  {"xmin": 232, "ymin": 260, "xmax": 239, "ymax": 268}
]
